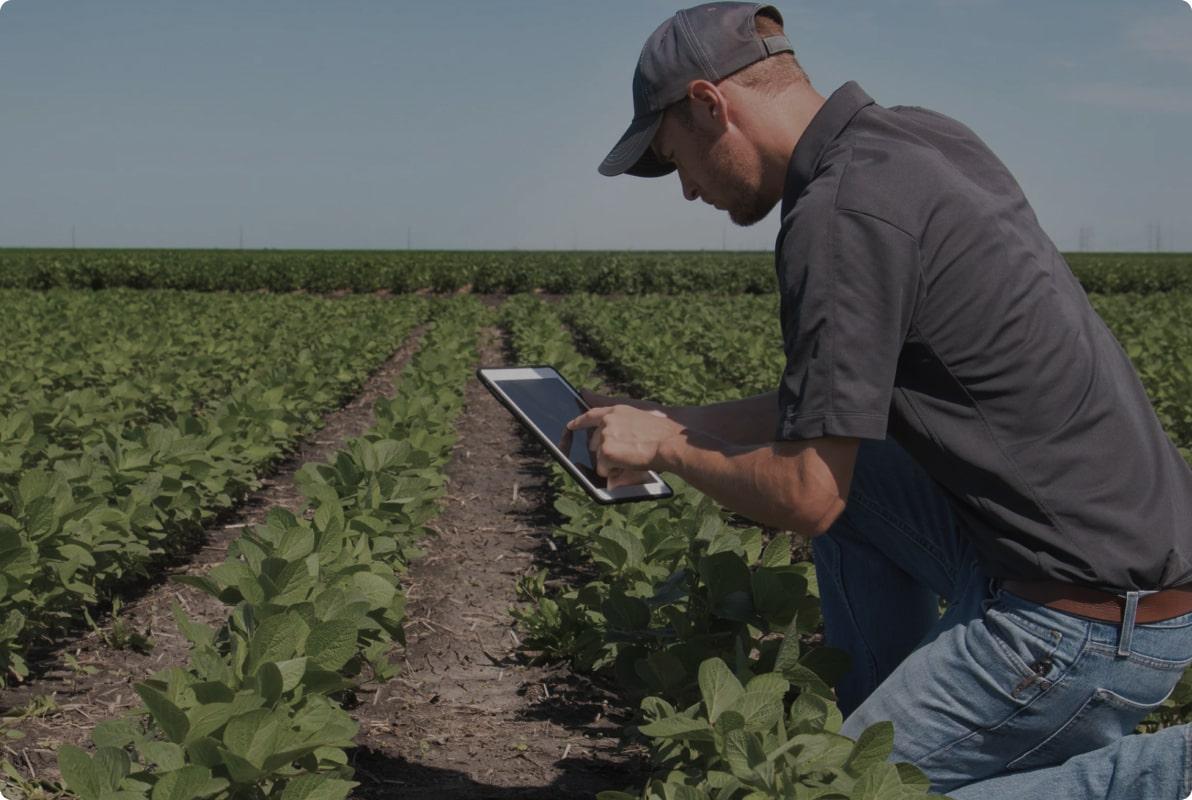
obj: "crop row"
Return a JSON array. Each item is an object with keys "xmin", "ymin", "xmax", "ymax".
[
  {"xmin": 0, "ymin": 291, "xmax": 425, "ymax": 682},
  {"xmin": 0, "ymin": 249, "xmax": 1187, "ymax": 295},
  {"xmin": 502, "ymin": 297, "xmax": 941, "ymax": 799},
  {"xmin": 561, "ymin": 294, "xmax": 783, "ymax": 405},
  {"xmin": 55, "ymin": 298, "xmax": 483, "ymax": 800}
]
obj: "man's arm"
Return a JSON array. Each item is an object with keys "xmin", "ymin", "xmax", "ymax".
[
  {"xmin": 581, "ymin": 389, "xmax": 779, "ymax": 446},
  {"xmin": 568, "ymin": 404, "xmax": 857, "ymax": 536}
]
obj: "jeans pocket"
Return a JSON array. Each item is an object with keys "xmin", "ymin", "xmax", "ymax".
[
  {"xmin": 1005, "ymin": 680, "xmax": 1181, "ymax": 772},
  {"xmin": 980, "ymin": 604, "xmax": 1065, "ymax": 699}
]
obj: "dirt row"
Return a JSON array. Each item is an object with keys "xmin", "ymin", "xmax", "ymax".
[
  {"xmin": 348, "ymin": 327, "xmax": 647, "ymax": 798},
  {"xmin": 0, "ymin": 322, "xmax": 648, "ymax": 799}
]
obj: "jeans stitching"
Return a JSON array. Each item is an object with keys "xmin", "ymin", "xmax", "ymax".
[
  {"xmin": 913, "ymin": 676, "xmax": 1071, "ymax": 771},
  {"xmin": 913, "ymin": 629, "xmax": 1088, "ymax": 768},
  {"xmin": 990, "ymin": 597, "xmax": 1068, "ymax": 643},
  {"xmin": 1184, "ymin": 726, "xmax": 1192, "ymax": 798},
  {"xmin": 1083, "ymin": 641, "xmax": 1192, "ymax": 669},
  {"xmin": 1004, "ymin": 677, "xmax": 1090, "ymax": 770}
]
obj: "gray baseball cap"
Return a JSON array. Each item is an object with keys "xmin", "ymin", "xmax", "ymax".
[{"xmin": 598, "ymin": 2, "xmax": 793, "ymax": 178}]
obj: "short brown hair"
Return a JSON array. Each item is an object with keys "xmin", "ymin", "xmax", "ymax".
[{"xmin": 671, "ymin": 9, "xmax": 807, "ymax": 129}]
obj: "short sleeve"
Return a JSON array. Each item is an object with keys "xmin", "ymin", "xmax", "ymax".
[{"xmin": 774, "ymin": 207, "xmax": 921, "ymax": 442}]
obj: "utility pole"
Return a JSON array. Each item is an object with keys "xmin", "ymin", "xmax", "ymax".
[
  {"xmin": 1078, "ymin": 225, "xmax": 1093, "ymax": 252},
  {"xmin": 71, "ymin": 225, "xmax": 76, "ymax": 248}
]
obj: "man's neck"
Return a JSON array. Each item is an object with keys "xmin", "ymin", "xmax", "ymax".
[{"xmin": 764, "ymin": 82, "xmax": 826, "ymax": 172}]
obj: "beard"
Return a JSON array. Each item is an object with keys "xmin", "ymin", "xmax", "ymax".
[{"xmin": 706, "ymin": 134, "xmax": 780, "ymax": 227}]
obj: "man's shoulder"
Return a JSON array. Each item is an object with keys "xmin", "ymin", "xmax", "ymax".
[{"xmin": 789, "ymin": 102, "xmax": 1007, "ymax": 244}]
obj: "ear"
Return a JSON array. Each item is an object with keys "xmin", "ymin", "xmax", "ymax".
[{"xmin": 686, "ymin": 79, "xmax": 729, "ymax": 132}]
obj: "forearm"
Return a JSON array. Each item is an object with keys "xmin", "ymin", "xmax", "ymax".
[
  {"xmin": 657, "ymin": 428, "xmax": 853, "ymax": 536},
  {"xmin": 670, "ymin": 391, "xmax": 779, "ymax": 446}
]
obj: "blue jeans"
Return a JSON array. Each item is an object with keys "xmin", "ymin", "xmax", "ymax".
[{"xmin": 815, "ymin": 438, "xmax": 1192, "ymax": 798}]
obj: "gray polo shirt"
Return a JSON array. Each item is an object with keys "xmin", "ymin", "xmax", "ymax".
[{"xmin": 775, "ymin": 81, "xmax": 1192, "ymax": 592}]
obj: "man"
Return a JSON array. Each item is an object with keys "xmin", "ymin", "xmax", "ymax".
[{"xmin": 568, "ymin": 3, "xmax": 1192, "ymax": 797}]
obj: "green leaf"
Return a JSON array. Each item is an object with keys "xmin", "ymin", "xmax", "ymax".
[
  {"xmin": 761, "ymin": 533, "xmax": 792, "ymax": 568},
  {"xmin": 603, "ymin": 591, "xmax": 651, "ymax": 632},
  {"xmin": 58, "ymin": 745, "xmax": 101, "ymax": 800},
  {"xmin": 151, "ymin": 766, "xmax": 223, "ymax": 800},
  {"xmin": 190, "ymin": 682, "xmax": 234, "ymax": 705},
  {"xmin": 275, "ymin": 657, "xmax": 309, "ymax": 692},
  {"xmin": 94, "ymin": 747, "xmax": 131, "ymax": 793},
  {"xmin": 135, "ymin": 683, "xmax": 190, "ymax": 743},
  {"xmin": 787, "ymin": 691, "xmax": 842, "ymax": 735},
  {"xmin": 257, "ymin": 661, "xmax": 284, "ymax": 706},
  {"xmin": 351, "ymin": 572, "xmax": 396, "ymax": 610},
  {"xmin": 306, "ymin": 620, "xmax": 358, "ymax": 672},
  {"xmin": 722, "ymin": 728, "xmax": 753, "ymax": 778},
  {"xmin": 698, "ymin": 658, "xmax": 743, "ymax": 723},
  {"xmin": 223, "ymin": 709, "xmax": 282, "ymax": 768},
  {"xmin": 735, "ymin": 673, "xmax": 789, "ymax": 732},
  {"xmin": 800, "ymin": 645, "xmax": 852, "ymax": 689},
  {"xmin": 139, "ymin": 742, "xmax": 186, "ymax": 771},
  {"xmin": 750, "ymin": 569, "xmax": 805, "ymax": 624},
  {"xmin": 185, "ymin": 703, "xmax": 238, "ymax": 744},
  {"xmin": 854, "ymin": 762, "xmax": 910, "ymax": 800},
  {"xmin": 247, "ymin": 611, "xmax": 309, "ymax": 673},
  {"xmin": 845, "ymin": 720, "xmax": 896, "ymax": 777},
  {"xmin": 701, "ymin": 552, "xmax": 753, "ymax": 621},
  {"xmin": 637, "ymin": 714, "xmax": 712, "ymax": 740},
  {"xmin": 184, "ymin": 738, "xmax": 223, "ymax": 769},
  {"xmin": 279, "ymin": 773, "xmax": 357, "ymax": 800},
  {"xmin": 301, "ymin": 669, "xmax": 355, "ymax": 695},
  {"xmin": 92, "ymin": 718, "xmax": 142, "ymax": 748}
]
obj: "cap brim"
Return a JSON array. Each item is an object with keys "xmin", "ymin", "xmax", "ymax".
[{"xmin": 598, "ymin": 111, "xmax": 676, "ymax": 178}]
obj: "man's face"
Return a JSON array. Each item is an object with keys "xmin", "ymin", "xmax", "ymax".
[{"xmin": 652, "ymin": 103, "xmax": 778, "ymax": 227}]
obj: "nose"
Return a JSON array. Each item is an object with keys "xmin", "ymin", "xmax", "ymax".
[{"xmin": 678, "ymin": 171, "xmax": 699, "ymax": 202}]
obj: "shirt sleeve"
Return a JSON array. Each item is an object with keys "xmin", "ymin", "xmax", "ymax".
[{"xmin": 775, "ymin": 206, "xmax": 922, "ymax": 442}]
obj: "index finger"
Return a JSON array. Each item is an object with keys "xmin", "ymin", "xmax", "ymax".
[{"xmin": 567, "ymin": 405, "xmax": 615, "ymax": 431}]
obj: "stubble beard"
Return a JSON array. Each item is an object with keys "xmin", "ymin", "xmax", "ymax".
[{"xmin": 713, "ymin": 138, "xmax": 778, "ymax": 227}]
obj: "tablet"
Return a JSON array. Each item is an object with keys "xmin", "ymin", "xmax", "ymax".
[{"xmin": 477, "ymin": 366, "xmax": 674, "ymax": 504}]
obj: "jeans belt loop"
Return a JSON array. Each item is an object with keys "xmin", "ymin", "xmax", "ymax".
[{"xmin": 1117, "ymin": 589, "xmax": 1160, "ymax": 657}]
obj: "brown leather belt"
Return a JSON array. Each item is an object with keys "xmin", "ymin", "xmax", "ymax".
[{"xmin": 1002, "ymin": 579, "xmax": 1192, "ymax": 625}]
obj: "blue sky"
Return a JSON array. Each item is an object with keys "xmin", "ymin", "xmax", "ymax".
[{"xmin": 0, "ymin": 0, "xmax": 1189, "ymax": 252}]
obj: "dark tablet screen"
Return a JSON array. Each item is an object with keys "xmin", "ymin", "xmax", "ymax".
[{"xmin": 498, "ymin": 378, "xmax": 606, "ymax": 488}]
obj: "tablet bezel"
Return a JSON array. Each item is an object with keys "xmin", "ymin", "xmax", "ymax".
[{"xmin": 476, "ymin": 366, "xmax": 674, "ymax": 504}]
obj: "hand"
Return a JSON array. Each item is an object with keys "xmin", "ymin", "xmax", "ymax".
[{"xmin": 567, "ymin": 404, "xmax": 685, "ymax": 489}]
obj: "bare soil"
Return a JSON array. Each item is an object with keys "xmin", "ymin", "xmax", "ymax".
[{"xmin": 348, "ymin": 327, "xmax": 649, "ymax": 799}]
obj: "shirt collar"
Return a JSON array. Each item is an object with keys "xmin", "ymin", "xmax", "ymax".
[{"xmin": 780, "ymin": 81, "xmax": 876, "ymax": 219}]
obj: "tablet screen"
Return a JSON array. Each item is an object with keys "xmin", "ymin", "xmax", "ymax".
[{"xmin": 501, "ymin": 377, "xmax": 650, "ymax": 489}]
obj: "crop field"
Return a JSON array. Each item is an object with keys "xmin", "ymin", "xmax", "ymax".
[{"xmin": 0, "ymin": 253, "xmax": 1189, "ymax": 800}]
